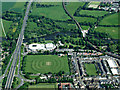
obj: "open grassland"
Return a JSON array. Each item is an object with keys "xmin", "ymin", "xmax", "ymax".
[
  {"xmin": 31, "ymin": 2, "xmax": 70, "ymax": 20},
  {"xmin": 0, "ymin": 23, "xmax": 2, "ymax": 37},
  {"xmin": 85, "ymin": 64, "xmax": 97, "ymax": 76},
  {"xmin": 25, "ymin": 55, "xmax": 69, "ymax": 74},
  {"xmin": 2, "ymin": 19, "xmax": 13, "ymax": 34},
  {"xmin": 74, "ymin": 16, "xmax": 97, "ymax": 23},
  {"xmin": 66, "ymin": 2, "xmax": 85, "ymax": 15},
  {"xmin": 79, "ymin": 10, "xmax": 108, "ymax": 17},
  {"xmin": 99, "ymin": 13, "xmax": 119, "ymax": 25},
  {"xmin": 94, "ymin": 26, "xmax": 119, "ymax": 39},
  {"xmin": 2, "ymin": 2, "xmax": 25, "ymax": 13},
  {"xmin": 29, "ymin": 83, "xmax": 58, "ymax": 88},
  {"xmin": 81, "ymin": 26, "xmax": 90, "ymax": 30}
]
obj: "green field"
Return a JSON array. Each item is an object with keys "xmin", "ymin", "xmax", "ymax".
[
  {"xmin": 66, "ymin": 2, "xmax": 85, "ymax": 15},
  {"xmin": 85, "ymin": 64, "xmax": 97, "ymax": 76},
  {"xmin": 99, "ymin": 13, "xmax": 119, "ymax": 25},
  {"xmin": 95, "ymin": 26, "xmax": 119, "ymax": 39},
  {"xmin": 29, "ymin": 83, "xmax": 58, "ymax": 88},
  {"xmin": 24, "ymin": 55, "xmax": 69, "ymax": 74},
  {"xmin": 31, "ymin": 2, "xmax": 70, "ymax": 20},
  {"xmin": 2, "ymin": 2, "xmax": 25, "ymax": 13},
  {"xmin": 74, "ymin": 16, "xmax": 97, "ymax": 23},
  {"xmin": 2, "ymin": 19, "xmax": 13, "ymax": 34},
  {"xmin": 79, "ymin": 10, "xmax": 108, "ymax": 17},
  {"xmin": 81, "ymin": 25, "xmax": 90, "ymax": 30}
]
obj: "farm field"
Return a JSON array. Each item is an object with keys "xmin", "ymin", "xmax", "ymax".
[
  {"xmin": 85, "ymin": 63, "xmax": 97, "ymax": 76},
  {"xmin": 99, "ymin": 13, "xmax": 119, "ymax": 25},
  {"xmin": 30, "ymin": 2, "xmax": 70, "ymax": 20},
  {"xmin": 2, "ymin": 2, "xmax": 25, "ymax": 13},
  {"xmin": 66, "ymin": 2, "xmax": 85, "ymax": 15},
  {"xmin": 28, "ymin": 83, "xmax": 58, "ymax": 88},
  {"xmin": 79, "ymin": 10, "xmax": 108, "ymax": 17},
  {"xmin": 24, "ymin": 55, "xmax": 69, "ymax": 74},
  {"xmin": 74, "ymin": 16, "xmax": 97, "ymax": 23},
  {"xmin": 94, "ymin": 26, "xmax": 119, "ymax": 39}
]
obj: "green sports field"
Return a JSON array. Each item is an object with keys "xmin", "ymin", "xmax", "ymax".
[
  {"xmin": 99, "ymin": 13, "xmax": 119, "ymax": 25},
  {"xmin": 24, "ymin": 55, "xmax": 69, "ymax": 74},
  {"xmin": 85, "ymin": 63, "xmax": 97, "ymax": 76},
  {"xmin": 94, "ymin": 26, "xmax": 119, "ymax": 39},
  {"xmin": 29, "ymin": 83, "xmax": 58, "ymax": 88},
  {"xmin": 79, "ymin": 10, "xmax": 108, "ymax": 17}
]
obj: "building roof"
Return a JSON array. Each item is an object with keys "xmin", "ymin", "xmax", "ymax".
[
  {"xmin": 29, "ymin": 43, "xmax": 45, "ymax": 50},
  {"xmin": 107, "ymin": 59, "xmax": 117, "ymax": 68},
  {"xmin": 111, "ymin": 69, "xmax": 118, "ymax": 75}
]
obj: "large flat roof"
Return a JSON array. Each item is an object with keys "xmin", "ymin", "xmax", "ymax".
[
  {"xmin": 107, "ymin": 59, "xmax": 117, "ymax": 68},
  {"xmin": 29, "ymin": 44, "xmax": 45, "ymax": 50},
  {"xmin": 111, "ymin": 69, "xmax": 118, "ymax": 75}
]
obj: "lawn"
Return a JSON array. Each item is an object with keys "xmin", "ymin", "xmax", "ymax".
[
  {"xmin": 29, "ymin": 83, "xmax": 58, "ymax": 88},
  {"xmin": 94, "ymin": 26, "xmax": 119, "ymax": 39},
  {"xmin": 24, "ymin": 55, "xmax": 69, "ymax": 74},
  {"xmin": 99, "ymin": 13, "xmax": 119, "ymax": 25},
  {"xmin": 66, "ymin": 2, "xmax": 85, "ymax": 15},
  {"xmin": 30, "ymin": 2, "xmax": 70, "ymax": 20},
  {"xmin": 85, "ymin": 63, "xmax": 97, "ymax": 76},
  {"xmin": 2, "ymin": 2, "xmax": 25, "ymax": 13},
  {"xmin": 79, "ymin": 10, "xmax": 108, "ymax": 17}
]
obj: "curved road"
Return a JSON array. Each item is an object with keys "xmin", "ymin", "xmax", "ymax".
[{"xmin": 62, "ymin": 1, "xmax": 120, "ymax": 59}]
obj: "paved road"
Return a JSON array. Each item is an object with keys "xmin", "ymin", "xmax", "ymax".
[
  {"xmin": 62, "ymin": 1, "xmax": 120, "ymax": 59},
  {"xmin": 5, "ymin": 0, "xmax": 33, "ymax": 88}
]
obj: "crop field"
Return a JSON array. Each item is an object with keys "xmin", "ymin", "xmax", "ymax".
[
  {"xmin": 74, "ymin": 16, "xmax": 97, "ymax": 23},
  {"xmin": 94, "ymin": 26, "xmax": 119, "ymax": 39},
  {"xmin": 2, "ymin": 2, "xmax": 25, "ymax": 13},
  {"xmin": 30, "ymin": 2, "xmax": 70, "ymax": 20},
  {"xmin": 29, "ymin": 83, "xmax": 58, "ymax": 88},
  {"xmin": 99, "ymin": 13, "xmax": 119, "ymax": 25},
  {"xmin": 85, "ymin": 63, "xmax": 97, "ymax": 76},
  {"xmin": 79, "ymin": 10, "xmax": 108, "ymax": 17},
  {"xmin": 66, "ymin": 2, "xmax": 85, "ymax": 15},
  {"xmin": 24, "ymin": 55, "xmax": 69, "ymax": 74}
]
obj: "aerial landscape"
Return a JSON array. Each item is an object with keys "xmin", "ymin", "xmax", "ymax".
[{"xmin": 0, "ymin": 0, "xmax": 120, "ymax": 89}]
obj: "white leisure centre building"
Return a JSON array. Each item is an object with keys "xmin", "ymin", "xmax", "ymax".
[{"xmin": 29, "ymin": 43, "xmax": 56, "ymax": 51}]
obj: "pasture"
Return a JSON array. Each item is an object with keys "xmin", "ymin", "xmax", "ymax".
[
  {"xmin": 85, "ymin": 63, "xmax": 97, "ymax": 76},
  {"xmin": 66, "ymin": 2, "xmax": 85, "ymax": 15},
  {"xmin": 24, "ymin": 55, "xmax": 69, "ymax": 74},
  {"xmin": 94, "ymin": 26, "xmax": 119, "ymax": 39},
  {"xmin": 30, "ymin": 2, "xmax": 70, "ymax": 20},
  {"xmin": 2, "ymin": 19, "xmax": 12, "ymax": 34},
  {"xmin": 74, "ymin": 17, "xmax": 97, "ymax": 23},
  {"xmin": 99, "ymin": 13, "xmax": 119, "ymax": 25},
  {"xmin": 29, "ymin": 83, "xmax": 58, "ymax": 88},
  {"xmin": 79, "ymin": 10, "xmax": 108, "ymax": 17},
  {"xmin": 2, "ymin": 2, "xmax": 25, "ymax": 13}
]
